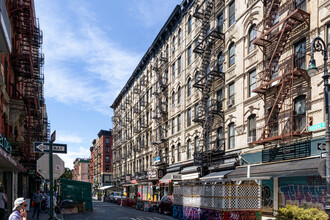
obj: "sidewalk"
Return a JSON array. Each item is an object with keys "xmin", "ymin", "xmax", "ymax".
[{"xmin": 27, "ymin": 207, "xmax": 64, "ymax": 220}]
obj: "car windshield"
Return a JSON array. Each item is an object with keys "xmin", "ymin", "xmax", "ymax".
[{"xmin": 114, "ymin": 192, "xmax": 121, "ymax": 196}]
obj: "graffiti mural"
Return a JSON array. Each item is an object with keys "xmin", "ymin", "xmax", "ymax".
[
  {"xmin": 173, "ymin": 205, "xmax": 183, "ymax": 219},
  {"xmin": 183, "ymin": 206, "xmax": 201, "ymax": 220},
  {"xmin": 279, "ymin": 176, "xmax": 326, "ymax": 209},
  {"xmin": 262, "ymin": 179, "xmax": 273, "ymax": 212}
]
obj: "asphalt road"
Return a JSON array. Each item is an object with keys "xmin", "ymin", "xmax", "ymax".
[{"xmin": 63, "ymin": 199, "xmax": 175, "ymax": 220}]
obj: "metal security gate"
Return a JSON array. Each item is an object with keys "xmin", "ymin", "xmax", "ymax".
[{"xmin": 173, "ymin": 181, "xmax": 261, "ymax": 210}]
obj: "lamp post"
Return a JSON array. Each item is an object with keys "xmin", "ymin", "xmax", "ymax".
[{"xmin": 308, "ymin": 36, "xmax": 329, "ymax": 215}]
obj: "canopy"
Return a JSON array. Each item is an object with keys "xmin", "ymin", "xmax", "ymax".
[
  {"xmin": 200, "ymin": 170, "xmax": 233, "ymax": 182},
  {"xmin": 98, "ymin": 185, "xmax": 121, "ymax": 191},
  {"xmin": 159, "ymin": 171, "xmax": 181, "ymax": 184}
]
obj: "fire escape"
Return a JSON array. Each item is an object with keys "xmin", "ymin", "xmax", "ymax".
[
  {"xmin": 252, "ymin": 0, "xmax": 310, "ymax": 145},
  {"xmin": 152, "ymin": 54, "xmax": 168, "ymax": 165},
  {"xmin": 8, "ymin": 0, "xmax": 46, "ymax": 164},
  {"xmin": 193, "ymin": 0, "xmax": 225, "ymax": 167}
]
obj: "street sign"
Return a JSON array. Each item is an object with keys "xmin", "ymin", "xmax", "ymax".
[
  {"xmin": 51, "ymin": 130, "xmax": 56, "ymax": 142},
  {"xmin": 318, "ymin": 143, "xmax": 326, "ymax": 151},
  {"xmin": 37, "ymin": 154, "xmax": 65, "ymax": 180},
  {"xmin": 318, "ymin": 159, "xmax": 326, "ymax": 178},
  {"xmin": 154, "ymin": 156, "xmax": 160, "ymax": 163},
  {"xmin": 309, "ymin": 122, "xmax": 326, "ymax": 132},
  {"xmin": 34, "ymin": 142, "xmax": 67, "ymax": 153}
]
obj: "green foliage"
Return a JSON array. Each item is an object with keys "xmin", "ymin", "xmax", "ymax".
[
  {"xmin": 60, "ymin": 168, "xmax": 73, "ymax": 179},
  {"xmin": 276, "ymin": 205, "xmax": 328, "ymax": 220}
]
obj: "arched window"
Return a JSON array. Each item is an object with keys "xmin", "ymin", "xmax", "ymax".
[
  {"xmin": 172, "ymin": 36, "xmax": 176, "ymax": 54},
  {"xmin": 249, "ymin": 24, "xmax": 257, "ymax": 52},
  {"xmin": 187, "ymin": 78, "xmax": 192, "ymax": 96},
  {"xmin": 178, "ymin": 28, "xmax": 182, "ymax": 45},
  {"xmin": 228, "ymin": 123, "xmax": 235, "ymax": 149},
  {"xmin": 248, "ymin": 114, "xmax": 256, "ymax": 138},
  {"xmin": 177, "ymin": 86, "xmax": 181, "ymax": 104},
  {"xmin": 172, "ymin": 145, "xmax": 175, "ymax": 163},
  {"xmin": 177, "ymin": 144, "xmax": 181, "ymax": 161},
  {"xmin": 188, "ymin": 16, "xmax": 192, "ymax": 34},
  {"xmin": 218, "ymin": 52, "xmax": 224, "ymax": 72},
  {"xmin": 187, "ymin": 140, "xmax": 192, "ymax": 159},
  {"xmin": 194, "ymin": 136, "xmax": 199, "ymax": 153},
  {"xmin": 166, "ymin": 44, "xmax": 169, "ymax": 58},
  {"xmin": 229, "ymin": 43, "xmax": 235, "ymax": 67},
  {"xmin": 172, "ymin": 91, "xmax": 175, "ymax": 107}
]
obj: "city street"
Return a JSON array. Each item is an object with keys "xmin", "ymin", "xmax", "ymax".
[{"xmin": 63, "ymin": 200, "xmax": 175, "ymax": 220}]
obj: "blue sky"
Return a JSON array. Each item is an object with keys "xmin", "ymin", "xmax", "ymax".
[{"xmin": 35, "ymin": 0, "xmax": 180, "ymax": 169}]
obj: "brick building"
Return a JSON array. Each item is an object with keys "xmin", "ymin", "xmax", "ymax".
[
  {"xmin": 90, "ymin": 130, "xmax": 113, "ymax": 189},
  {"xmin": 72, "ymin": 158, "xmax": 90, "ymax": 182}
]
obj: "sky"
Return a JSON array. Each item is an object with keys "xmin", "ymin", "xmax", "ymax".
[{"xmin": 34, "ymin": 0, "xmax": 180, "ymax": 169}]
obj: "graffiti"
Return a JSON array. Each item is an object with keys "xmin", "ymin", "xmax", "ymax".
[
  {"xmin": 306, "ymin": 176, "xmax": 326, "ymax": 186},
  {"xmin": 173, "ymin": 205, "xmax": 183, "ymax": 220},
  {"xmin": 183, "ymin": 206, "xmax": 200, "ymax": 220},
  {"xmin": 279, "ymin": 184, "xmax": 327, "ymax": 208}
]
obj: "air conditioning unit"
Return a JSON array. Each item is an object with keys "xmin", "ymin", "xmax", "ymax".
[
  {"xmin": 227, "ymin": 99, "xmax": 234, "ymax": 107},
  {"xmin": 247, "ymin": 136, "xmax": 256, "ymax": 144}
]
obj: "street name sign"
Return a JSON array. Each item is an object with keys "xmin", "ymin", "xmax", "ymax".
[
  {"xmin": 34, "ymin": 142, "xmax": 67, "ymax": 154},
  {"xmin": 51, "ymin": 130, "xmax": 56, "ymax": 142},
  {"xmin": 37, "ymin": 154, "xmax": 65, "ymax": 180},
  {"xmin": 309, "ymin": 122, "xmax": 326, "ymax": 132}
]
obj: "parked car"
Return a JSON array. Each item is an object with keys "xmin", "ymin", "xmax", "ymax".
[
  {"xmin": 110, "ymin": 192, "xmax": 125, "ymax": 203},
  {"xmin": 158, "ymin": 195, "xmax": 173, "ymax": 215}
]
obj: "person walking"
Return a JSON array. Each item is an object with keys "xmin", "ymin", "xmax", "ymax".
[
  {"xmin": 32, "ymin": 189, "xmax": 42, "ymax": 219},
  {"xmin": 0, "ymin": 186, "xmax": 8, "ymax": 220},
  {"xmin": 8, "ymin": 198, "xmax": 27, "ymax": 220}
]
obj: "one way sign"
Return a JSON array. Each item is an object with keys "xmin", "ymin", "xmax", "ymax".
[{"xmin": 34, "ymin": 142, "xmax": 67, "ymax": 154}]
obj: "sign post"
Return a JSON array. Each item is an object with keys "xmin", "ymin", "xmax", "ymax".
[{"xmin": 49, "ymin": 130, "xmax": 55, "ymax": 219}]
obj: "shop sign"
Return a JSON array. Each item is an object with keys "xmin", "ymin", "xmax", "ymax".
[
  {"xmin": 154, "ymin": 156, "xmax": 160, "ymax": 163},
  {"xmin": 148, "ymin": 169, "xmax": 164, "ymax": 180},
  {"xmin": 0, "ymin": 146, "xmax": 17, "ymax": 167}
]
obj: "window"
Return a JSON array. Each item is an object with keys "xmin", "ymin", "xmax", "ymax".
[
  {"xmin": 188, "ymin": 46, "xmax": 192, "ymax": 65},
  {"xmin": 195, "ymin": 104, "xmax": 199, "ymax": 119},
  {"xmin": 187, "ymin": 78, "xmax": 192, "ymax": 96},
  {"xmin": 229, "ymin": 82, "xmax": 235, "ymax": 103},
  {"xmin": 106, "ymin": 165, "xmax": 110, "ymax": 172},
  {"xmin": 106, "ymin": 137, "xmax": 110, "ymax": 144},
  {"xmin": 172, "ymin": 145, "xmax": 175, "ymax": 162},
  {"xmin": 218, "ymin": 13, "xmax": 223, "ymax": 33},
  {"xmin": 229, "ymin": 43, "xmax": 235, "ymax": 66},
  {"xmin": 187, "ymin": 140, "xmax": 192, "ymax": 159},
  {"xmin": 106, "ymin": 156, "xmax": 110, "ymax": 163},
  {"xmin": 172, "ymin": 118, "xmax": 175, "ymax": 134},
  {"xmin": 229, "ymin": 1, "xmax": 235, "ymax": 26},
  {"xmin": 249, "ymin": 70, "xmax": 256, "ymax": 97},
  {"xmin": 172, "ymin": 63, "xmax": 176, "ymax": 80},
  {"xmin": 188, "ymin": 16, "xmax": 192, "ymax": 34},
  {"xmin": 178, "ymin": 56, "xmax": 182, "ymax": 74},
  {"xmin": 327, "ymin": 24, "xmax": 330, "ymax": 50},
  {"xmin": 166, "ymin": 45, "xmax": 169, "ymax": 58},
  {"xmin": 178, "ymin": 29, "xmax": 182, "ymax": 45},
  {"xmin": 106, "ymin": 147, "xmax": 110, "ymax": 153},
  {"xmin": 146, "ymin": 156, "xmax": 149, "ymax": 169},
  {"xmin": 177, "ymin": 114, "xmax": 181, "ymax": 131},
  {"xmin": 294, "ymin": 38, "xmax": 306, "ymax": 69},
  {"xmin": 194, "ymin": 136, "xmax": 199, "ymax": 153},
  {"xmin": 217, "ymin": 89, "xmax": 223, "ymax": 111},
  {"xmin": 187, "ymin": 108, "xmax": 192, "ymax": 127},
  {"xmin": 248, "ymin": 115, "xmax": 256, "ymax": 137},
  {"xmin": 228, "ymin": 123, "xmax": 235, "ymax": 149},
  {"xmin": 294, "ymin": 95, "xmax": 306, "ymax": 132},
  {"xmin": 217, "ymin": 127, "xmax": 224, "ymax": 149},
  {"xmin": 177, "ymin": 86, "xmax": 181, "ymax": 104},
  {"xmin": 172, "ymin": 91, "xmax": 175, "ymax": 107},
  {"xmin": 249, "ymin": 25, "xmax": 257, "ymax": 52},
  {"xmin": 177, "ymin": 144, "xmax": 181, "ymax": 161},
  {"xmin": 218, "ymin": 52, "xmax": 224, "ymax": 72},
  {"xmin": 172, "ymin": 36, "xmax": 176, "ymax": 54},
  {"xmin": 295, "ymin": 0, "xmax": 306, "ymax": 10}
]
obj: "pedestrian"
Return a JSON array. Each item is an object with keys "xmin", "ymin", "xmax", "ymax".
[
  {"xmin": 8, "ymin": 197, "xmax": 27, "ymax": 220},
  {"xmin": 0, "ymin": 186, "xmax": 8, "ymax": 220},
  {"xmin": 32, "ymin": 189, "xmax": 42, "ymax": 219}
]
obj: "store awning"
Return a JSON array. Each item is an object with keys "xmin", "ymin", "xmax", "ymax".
[
  {"xmin": 181, "ymin": 172, "xmax": 200, "ymax": 181},
  {"xmin": 98, "ymin": 185, "xmax": 122, "ymax": 191},
  {"xmin": 122, "ymin": 179, "xmax": 138, "ymax": 187},
  {"xmin": 227, "ymin": 157, "xmax": 321, "ymax": 181},
  {"xmin": 159, "ymin": 172, "xmax": 181, "ymax": 184},
  {"xmin": 0, "ymin": 147, "xmax": 25, "ymax": 172},
  {"xmin": 200, "ymin": 170, "xmax": 233, "ymax": 182},
  {"xmin": 181, "ymin": 166, "xmax": 201, "ymax": 174}
]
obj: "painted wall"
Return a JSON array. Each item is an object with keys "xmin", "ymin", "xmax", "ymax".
[
  {"xmin": 278, "ymin": 176, "xmax": 326, "ymax": 210},
  {"xmin": 172, "ymin": 205, "xmax": 262, "ymax": 220}
]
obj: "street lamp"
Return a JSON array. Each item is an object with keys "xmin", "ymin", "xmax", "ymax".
[{"xmin": 307, "ymin": 36, "xmax": 329, "ymax": 215}]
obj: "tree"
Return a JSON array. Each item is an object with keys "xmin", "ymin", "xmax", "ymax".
[{"xmin": 60, "ymin": 168, "xmax": 72, "ymax": 179}]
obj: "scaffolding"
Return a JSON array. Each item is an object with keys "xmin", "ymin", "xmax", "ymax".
[
  {"xmin": 252, "ymin": 0, "xmax": 310, "ymax": 145},
  {"xmin": 192, "ymin": 0, "xmax": 225, "ymax": 167},
  {"xmin": 7, "ymin": 0, "xmax": 47, "ymax": 163}
]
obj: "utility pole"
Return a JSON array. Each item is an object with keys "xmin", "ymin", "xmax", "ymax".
[{"xmin": 49, "ymin": 130, "xmax": 56, "ymax": 219}]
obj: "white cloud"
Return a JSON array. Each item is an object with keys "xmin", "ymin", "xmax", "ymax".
[
  {"xmin": 35, "ymin": 0, "xmax": 141, "ymax": 115},
  {"xmin": 57, "ymin": 132, "xmax": 83, "ymax": 144},
  {"xmin": 58, "ymin": 146, "xmax": 90, "ymax": 169}
]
